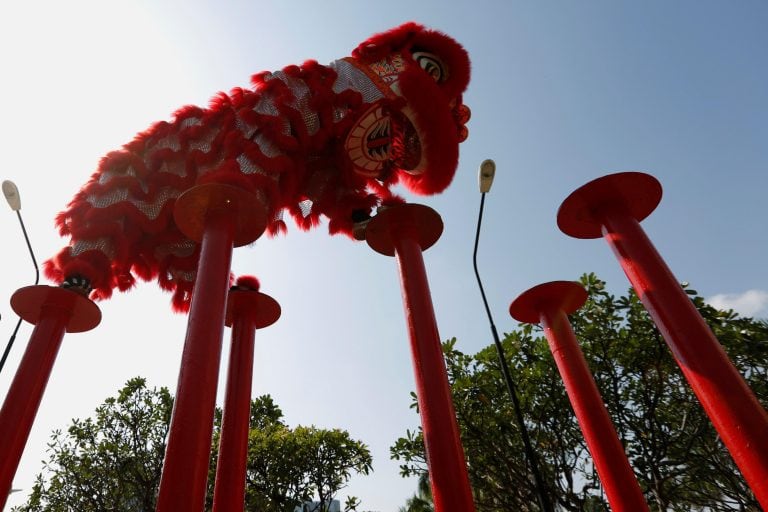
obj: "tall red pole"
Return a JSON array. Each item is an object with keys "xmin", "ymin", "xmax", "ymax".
[
  {"xmin": 558, "ymin": 172, "xmax": 768, "ymax": 507},
  {"xmin": 366, "ymin": 204, "xmax": 475, "ymax": 512},
  {"xmin": 510, "ymin": 281, "xmax": 649, "ymax": 511},
  {"xmin": 0, "ymin": 285, "xmax": 100, "ymax": 510},
  {"xmin": 212, "ymin": 284, "xmax": 280, "ymax": 512},
  {"xmin": 157, "ymin": 184, "xmax": 267, "ymax": 512}
]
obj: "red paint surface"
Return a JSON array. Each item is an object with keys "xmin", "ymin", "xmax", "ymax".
[
  {"xmin": 391, "ymin": 224, "xmax": 476, "ymax": 512},
  {"xmin": 156, "ymin": 208, "xmax": 235, "ymax": 512},
  {"xmin": 212, "ymin": 293, "xmax": 258, "ymax": 512},
  {"xmin": 600, "ymin": 208, "xmax": 768, "ymax": 507},
  {"xmin": 540, "ymin": 307, "xmax": 648, "ymax": 511},
  {"xmin": 0, "ymin": 303, "xmax": 69, "ymax": 511}
]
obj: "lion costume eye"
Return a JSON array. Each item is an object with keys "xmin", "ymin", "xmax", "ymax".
[{"xmin": 412, "ymin": 52, "xmax": 446, "ymax": 83}]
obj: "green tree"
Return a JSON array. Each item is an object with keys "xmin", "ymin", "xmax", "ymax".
[
  {"xmin": 16, "ymin": 377, "xmax": 171, "ymax": 512},
  {"xmin": 208, "ymin": 419, "xmax": 372, "ymax": 512},
  {"xmin": 398, "ymin": 473, "xmax": 433, "ymax": 512},
  {"xmin": 298, "ymin": 426, "xmax": 372, "ymax": 509},
  {"xmin": 392, "ymin": 274, "xmax": 768, "ymax": 511},
  {"xmin": 15, "ymin": 379, "xmax": 372, "ymax": 512}
]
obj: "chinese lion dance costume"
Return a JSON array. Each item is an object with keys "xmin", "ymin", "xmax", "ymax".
[{"xmin": 44, "ymin": 23, "xmax": 471, "ymax": 311}]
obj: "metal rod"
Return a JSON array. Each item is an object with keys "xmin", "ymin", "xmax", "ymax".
[
  {"xmin": 0, "ymin": 211, "xmax": 40, "ymax": 375},
  {"xmin": 16, "ymin": 211, "xmax": 40, "ymax": 285},
  {"xmin": 472, "ymin": 193, "xmax": 553, "ymax": 512}
]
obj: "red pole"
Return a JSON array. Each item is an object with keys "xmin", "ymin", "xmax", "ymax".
[
  {"xmin": 510, "ymin": 281, "xmax": 649, "ymax": 511},
  {"xmin": 558, "ymin": 172, "xmax": 768, "ymax": 507},
  {"xmin": 156, "ymin": 207, "xmax": 234, "ymax": 511},
  {"xmin": 366, "ymin": 204, "xmax": 475, "ymax": 512},
  {"xmin": 0, "ymin": 286, "xmax": 100, "ymax": 510},
  {"xmin": 157, "ymin": 184, "xmax": 268, "ymax": 512},
  {"xmin": 212, "ymin": 285, "xmax": 280, "ymax": 512}
]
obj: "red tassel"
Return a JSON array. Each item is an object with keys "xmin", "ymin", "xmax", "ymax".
[{"xmin": 234, "ymin": 275, "xmax": 260, "ymax": 291}]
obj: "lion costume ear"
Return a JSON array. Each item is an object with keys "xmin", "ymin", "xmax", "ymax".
[{"xmin": 352, "ymin": 22, "xmax": 471, "ymax": 100}]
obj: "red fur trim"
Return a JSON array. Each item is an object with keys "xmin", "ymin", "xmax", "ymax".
[
  {"xmin": 366, "ymin": 180, "xmax": 404, "ymax": 205},
  {"xmin": 328, "ymin": 216, "xmax": 354, "ymax": 237},
  {"xmin": 92, "ymin": 288, "xmax": 114, "ymax": 302},
  {"xmin": 235, "ymin": 275, "xmax": 260, "ymax": 291},
  {"xmin": 42, "ymin": 259, "xmax": 63, "ymax": 283},
  {"xmin": 409, "ymin": 29, "xmax": 470, "ymax": 100},
  {"xmin": 352, "ymin": 23, "xmax": 470, "ymax": 101},
  {"xmin": 172, "ymin": 104, "xmax": 206, "ymax": 121},
  {"xmin": 288, "ymin": 205, "xmax": 322, "ymax": 231},
  {"xmin": 325, "ymin": 190, "xmax": 380, "ymax": 238},
  {"xmin": 266, "ymin": 219, "xmax": 287, "ymax": 236},
  {"xmin": 47, "ymin": 249, "xmax": 114, "ymax": 296},
  {"xmin": 131, "ymin": 257, "xmax": 155, "ymax": 281},
  {"xmin": 352, "ymin": 22, "xmax": 426, "ymax": 61},
  {"xmin": 197, "ymin": 164, "xmax": 259, "ymax": 193},
  {"xmin": 381, "ymin": 195, "xmax": 406, "ymax": 207},
  {"xmin": 72, "ymin": 200, "xmax": 176, "ymax": 238},
  {"xmin": 116, "ymin": 273, "xmax": 136, "ymax": 292},
  {"xmin": 396, "ymin": 70, "xmax": 460, "ymax": 194},
  {"xmin": 208, "ymin": 91, "xmax": 234, "ymax": 110},
  {"xmin": 171, "ymin": 281, "xmax": 193, "ymax": 313}
]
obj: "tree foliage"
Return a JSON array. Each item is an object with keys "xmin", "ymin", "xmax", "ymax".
[
  {"xmin": 392, "ymin": 274, "xmax": 768, "ymax": 511},
  {"xmin": 398, "ymin": 473, "xmax": 433, "ymax": 512},
  {"xmin": 15, "ymin": 379, "xmax": 372, "ymax": 512},
  {"xmin": 16, "ymin": 377, "xmax": 171, "ymax": 512},
  {"xmin": 208, "ymin": 404, "xmax": 373, "ymax": 512}
]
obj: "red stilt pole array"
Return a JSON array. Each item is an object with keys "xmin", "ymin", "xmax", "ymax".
[
  {"xmin": 212, "ymin": 285, "xmax": 280, "ymax": 512},
  {"xmin": 510, "ymin": 281, "xmax": 648, "ymax": 511},
  {"xmin": 558, "ymin": 172, "xmax": 768, "ymax": 507},
  {"xmin": 366, "ymin": 204, "xmax": 475, "ymax": 512},
  {"xmin": 157, "ymin": 184, "xmax": 267, "ymax": 512},
  {"xmin": 0, "ymin": 285, "xmax": 100, "ymax": 510}
]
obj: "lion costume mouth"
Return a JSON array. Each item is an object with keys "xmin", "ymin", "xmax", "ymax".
[
  {"xmin": 343, "ymin": 105, "xmax": 423, "ymax": 178},
  {"xmin": 390, "ymin": 109, "xmax": 422, "ymax": 172},
  {"xmin": 343, "ymin": 97, "xmax": 469, "ymax": 183}
]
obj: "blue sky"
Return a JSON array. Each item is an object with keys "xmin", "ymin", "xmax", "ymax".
[{"xmin": 1, "ymin": 1, "xmax": 766, "ymax": 510}]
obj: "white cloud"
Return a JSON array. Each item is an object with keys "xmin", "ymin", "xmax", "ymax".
[{"xmin": 707, "ymin": 290, "xmax": 768, "ymax": 318}]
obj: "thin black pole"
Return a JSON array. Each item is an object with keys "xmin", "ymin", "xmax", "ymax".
[
  {"xmin": 472, "ymin": 192, "xmax": 554, "ymax": 512},
  {"xmin": 0, "ymin": 210, "xmax": 40, "ymax": 375}
]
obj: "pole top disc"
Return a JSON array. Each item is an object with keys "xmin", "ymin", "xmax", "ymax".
[
  {"xmin": 11, "ymin": 285, "xmax": 102, "ymax": 333},
  {"xmin": 365, "ymin": 203, "xmax": 443, "ymax": 256},
  {"xmin": 174, "ymin": 183, "xmax": 269, "ymax": 247},
  {"xmin": 557, "ymin": 172, "xmax": 662, "ymax": 239},
  {"xmin": 225, "ymin": 290, "xmax": 281, "ymax": 329},
  {"xmin": 509, "ymin": 281, "xmax": 588, "ymax": 324}
]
